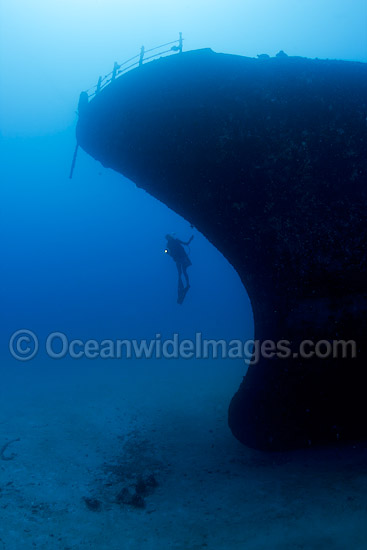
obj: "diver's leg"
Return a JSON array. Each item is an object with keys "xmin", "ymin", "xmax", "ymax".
[
  {"xmin": 182, "ymin": 267, "xmax": 190, "ymax": 288},
  {"xmin": 177, "ymin": 264, "xmax": 184, "ymax": 291},
  {"xmin": 176, "ymin": 264, "xmax": 185, "ymax": 303}
]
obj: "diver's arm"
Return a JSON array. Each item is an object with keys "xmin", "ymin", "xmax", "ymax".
[{"xmin": 179, "ymin": 235, "xmax": 194, "ymax": 246}]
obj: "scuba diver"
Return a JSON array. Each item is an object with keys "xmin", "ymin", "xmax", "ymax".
[{"xmin": 165, "ymin": 234, "xmax": 194, "ymax": 304}]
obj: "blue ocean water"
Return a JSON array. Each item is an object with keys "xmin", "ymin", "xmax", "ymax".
[{"xmin": 0, "ymin": 1, "xmax": 366, "ymax": 548}]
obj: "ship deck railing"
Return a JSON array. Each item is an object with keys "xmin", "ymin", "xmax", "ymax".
[{"xmin": 85, "ymin": 33, "xmax": 184, "ymax": 99}]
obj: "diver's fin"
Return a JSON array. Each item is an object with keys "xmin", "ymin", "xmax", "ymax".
[{"xmin": 177, "ymin": 285, "xmax": 190, "ymax": 305}]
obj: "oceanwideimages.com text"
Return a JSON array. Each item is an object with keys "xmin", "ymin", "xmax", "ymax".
[{"xmin": 9, "ymin": 330, "xmax": 357, "ymax": 365}]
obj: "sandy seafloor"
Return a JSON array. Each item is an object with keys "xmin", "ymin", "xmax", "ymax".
[{"xmin": 0, "ymin": 357, "xmax": 366, "ymax": 550}]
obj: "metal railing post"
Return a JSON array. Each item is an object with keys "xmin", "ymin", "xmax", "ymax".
[
  {"xmin": 112, "ymin": 62, "xmax": 119, "ymax": 81},
  {"xmin": 139, "ymin": 46, "xmax": 145, "ymax": 66},
  {"xmin": 96, "ymin": 76, "xmax": 102, "ymax": 94}
]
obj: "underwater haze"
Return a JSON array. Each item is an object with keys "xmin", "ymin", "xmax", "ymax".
[{"xmin": 0, "ymin": 1, "xmax": 367, "ymax": 549}]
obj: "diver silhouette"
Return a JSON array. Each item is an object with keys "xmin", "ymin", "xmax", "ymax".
[{"xmin": 165, "ymin": 234, "xmax": 194, "ymax": 304}]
